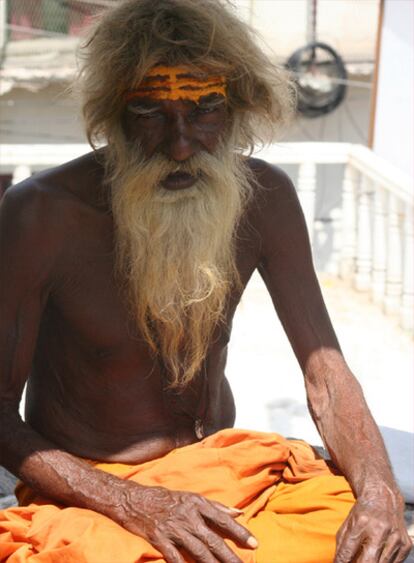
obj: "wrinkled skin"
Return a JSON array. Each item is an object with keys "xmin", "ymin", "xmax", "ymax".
[
  {"xmin": 334, "ymin": 488, "xmax": 412, "ymax": 563},
  {"xmin": 117, "ymin": 483, "xmax": 255, "ymax": 563},
  {"xmin": 0, "ymin": 95, "xmax": 412, "ymax": 562}
]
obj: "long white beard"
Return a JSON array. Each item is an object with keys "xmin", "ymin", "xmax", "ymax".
[{"xmin": 111, "ymin": 141, "xmax": 252, "ymax": 388}]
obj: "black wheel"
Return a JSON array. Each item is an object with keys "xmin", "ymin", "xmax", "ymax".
[{"xmin": 286, "ymin": 42, "xmax": 348, "ymax": 118}]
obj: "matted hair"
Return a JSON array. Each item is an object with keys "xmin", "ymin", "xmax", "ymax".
[{"xmin": 78, "ymin": 0, "xmax": 295, "ymax": 154}]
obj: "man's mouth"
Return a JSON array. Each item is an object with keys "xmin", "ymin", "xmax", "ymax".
[{"xmin": 161, "ymin": 171, "xmax": 198, "ymax": 190}]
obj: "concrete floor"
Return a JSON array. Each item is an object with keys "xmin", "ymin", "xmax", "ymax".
[
  {"xmin": 227, "ymin": 271, "xmax": 414, "ymax": 560},
  {"xmin": 227, "ymin": 272, "xmax": 414, "ymax": 502}
]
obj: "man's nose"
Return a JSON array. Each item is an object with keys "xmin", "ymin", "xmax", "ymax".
[{"xmin": 163, "ymin": 116, "xmax": 198, "ymax": 162}]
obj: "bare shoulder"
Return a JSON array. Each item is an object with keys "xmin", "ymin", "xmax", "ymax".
[
  {"xmin": 1, "ymin": 153, "xmax": 102, "ymax": 232},
  {"xmin": 247, "ymin": 157, "xmax": 295, "ymax": 197},
  {"xmin": 0, "ymin": 151, "xmax": 105, "ymax": 246},
  {"xmin": 245, "ymin": 157, "xmax": 305, "ymax": 236}
]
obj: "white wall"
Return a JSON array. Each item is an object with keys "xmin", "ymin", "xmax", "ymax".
[
  {"xmin": 235, "ymin": 0, "xmax": 379, "ymax": 62},
  {"xmin": 0, "ymin": 84, "xmax": 86, "ymax": 144},
  {"xmin": 373, "ymin": 0, "xmax": 414, "ymax": 178}
]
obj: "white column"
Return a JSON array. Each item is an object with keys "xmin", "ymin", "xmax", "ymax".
[
  {"xmin": 384, "ymin": 194, "xmax": 403, "ymax": 315},
  {"xmin": 12, "ymin": 165, "xmax": 32, "ymax": 185},
  {"xmin": 401, "ymin": 205, "xmax": 414, "ymax": 331},
  {"xmin": 340, "ymin": 164, "xmax": 358, "ymax": 280},
  {"xmin": 371, "ymin": 186, "xmax": 387, "ymax": 305},
  {"xmin": 325, "ymin": 207, "xmax": 342, "ymax": 276},
  {"xmin": 354, "ymin": 175, "xmax": 373, "ymax": 291},
  {"xmin": 297, "ymin": 161, "xmax": 317, "ymax": 247}
]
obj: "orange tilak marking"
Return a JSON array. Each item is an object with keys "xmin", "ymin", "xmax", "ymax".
[{"xmin": 125, "ymin": 65, "xmax": 227, "ymax": 102}]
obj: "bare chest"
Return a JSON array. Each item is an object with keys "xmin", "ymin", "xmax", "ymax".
[
  {"xmin": 27, "ymin": 202, "xmax": 262, "ymax": 459},
  {"xmin": 45, "ymin": 207, "xmax": 260, "ymax": 359}
]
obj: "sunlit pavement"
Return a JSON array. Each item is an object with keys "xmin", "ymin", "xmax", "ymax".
[
  {"xmin": 227, "ymin": 272, "xmax": 414, "ymax": 508},
  {"xmin": 227, "ymin": 272, "xmax": 414, "ymax": 558}
]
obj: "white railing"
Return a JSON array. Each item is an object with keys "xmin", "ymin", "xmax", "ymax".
[{"xmin": 0, "ymin": 142, "xmax": 412, "ymax": 332}]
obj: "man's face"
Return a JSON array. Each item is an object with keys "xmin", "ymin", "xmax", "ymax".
[{"xmin": 122, "ymin": 94, "xmax": 228, "ymax": 191}]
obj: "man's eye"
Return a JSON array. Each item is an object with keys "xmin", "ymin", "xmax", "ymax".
[
  {"xmin": 138, "ymin": 112, "xmax": 162, "ymax": 119},
  {"xmin": 190, "ymin": 106, "xmax": 221, "ymax": 121},
  {"xmin": 126, "ymin": 106, "xmax": 162, "ymax": 118},
  {"xmin": 196, "ymin": 106, "xmax": 217, "ymax": 115}
]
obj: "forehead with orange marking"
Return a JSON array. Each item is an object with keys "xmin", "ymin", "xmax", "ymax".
[{"xmin": 125, "ymin": 65, "xmax": 227, "ymax": 103}]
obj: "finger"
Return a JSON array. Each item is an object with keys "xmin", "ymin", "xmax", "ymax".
[
  {"xmin": 334, "ymin": 527, "xmax": 363, "ymax": 563},
  {"xmin": 199, "ymin": 502, "xmax": 258, "ymax": 549},
  {"xmin": 355, "ymin": 529, "xmax": 411, "ymax": 563},
  {"xmin": 150, "ymin": 537, "xmax": 186, "ymax": 563},
  {"xmin": 354, "ymin": 544, "xmax": 385, "ymax": 563},
  {"xmin": 394, "ymin": 549, "xmax": 414, "ymax": 563},
  {"xmin": 175, "ymin": 530, "xmax": 220, "ymax": 563},
  {"xmin": 211, "ymin": 500, "xmax": 244, "ymax": 516},
  {"xmin": 391, "ymin": 539, "xmax": 414, "ymax": 563},
  {"xmin": 190, "ymin": 513, "xmax": 243, "ymax": 563},
  {"xmin": 396, "ymin": 533, "xmax": 414, "ymax": 563},
  {"xmin": 378, "ymin": 535, "xmax": 404, "ymax": 563}
]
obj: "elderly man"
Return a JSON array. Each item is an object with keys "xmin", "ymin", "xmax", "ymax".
[{"xmin": 0, "ymin": 1, "xmax": 411, "ymax": 562}]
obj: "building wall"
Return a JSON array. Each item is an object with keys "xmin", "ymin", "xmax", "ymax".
[
  {"xmin": 0, "ymin": 84, "xmax": 86, "ymax": 144},
  {"xmin": 235, "ymin": 0, "xmax": 379, "ymax": 62},
  {"xmin": 373, "ymin": 0, "xmax": 414, "ymax": 178}
]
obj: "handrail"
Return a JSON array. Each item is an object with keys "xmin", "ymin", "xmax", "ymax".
[
  {"xmin": 348, "ymin": 145, "xmax": 412, "ymax": 205},
  {"xmin": 0, "ymin": 144, "xmax": 90, "ymax": 169}
]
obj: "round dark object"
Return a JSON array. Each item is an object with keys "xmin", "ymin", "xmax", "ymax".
[{"xmin": 286, "ymin": 42, "xmax": 347, "ymax": 118}]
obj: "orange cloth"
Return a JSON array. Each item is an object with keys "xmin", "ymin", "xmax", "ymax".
[{"xmin": 0, "ymin": 429, "xmax": 355, "ymax": 562}]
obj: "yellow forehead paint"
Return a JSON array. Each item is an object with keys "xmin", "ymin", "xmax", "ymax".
[{"xmin": 125, "ymin": 65, "xmax": 227, "ymax": 103}]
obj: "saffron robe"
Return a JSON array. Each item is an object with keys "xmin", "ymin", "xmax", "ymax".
[{"xmin": 0, "ymin": 429, "xmax": 355, "ymax": 562}]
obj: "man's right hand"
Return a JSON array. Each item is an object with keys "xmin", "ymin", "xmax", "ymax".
[{"xmin": 114, "ymin": 481, "xmax": 258, "ymax": 563}]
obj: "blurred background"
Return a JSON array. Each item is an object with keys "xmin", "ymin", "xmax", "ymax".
[{"xmin": 0, "ymin": 0, "xmax": 413, "ymax": 522}]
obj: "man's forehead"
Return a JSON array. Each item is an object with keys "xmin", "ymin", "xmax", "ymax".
[
  {"xmin": 125, "ymin": 65, "xmax": 227, "ymax": 104},
  {"xmin": 127, "ymin": 92, "xmax": 226, "ymax": 110}
]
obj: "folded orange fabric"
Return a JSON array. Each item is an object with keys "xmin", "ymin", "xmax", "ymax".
[{"xmin": 0, "ymin": 429, "xmax": 355, "ymax": 562}]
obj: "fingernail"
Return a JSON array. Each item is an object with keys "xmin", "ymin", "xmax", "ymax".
[
  {"xmin": 230, "ymin": 507, "xmax": 244, "ymax": 514},
  {"xmin": 247, "ymin": 536, "xmax": 258, "ymax": 548}
]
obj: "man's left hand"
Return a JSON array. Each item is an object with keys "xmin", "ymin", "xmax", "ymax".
[{"xmin": 334, "ymin": 489, "xmax": 413, "ymax": 562}]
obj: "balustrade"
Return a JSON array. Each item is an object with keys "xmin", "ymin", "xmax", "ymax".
[
  {"xmin": 401, "ymin": 206, "xmax": 414, "ymax": 331},
  {"xmin": 372, "ymin": 186, "xmax": 387, "ymax": 306},
  {"xmin": 340, "ymin": 164, "xmax": 358, "ymax": 279},
  {"xmin": 355, "ymin": 175, "xmax": 373, "ymax": 292},
  {"xmin": 346, "ymin": 146, "xmax": 411, "ymax": 332},
  {"xmin": 0, "ymin": 142, "xmax": 412, "ymax": 333},
  {"xmin": 297, "ymin": 161, "xmax": 317, "ymax": 244},
  {"xmin": 384, "ymin": 195, "xmax": 403, "ymax": 316}
]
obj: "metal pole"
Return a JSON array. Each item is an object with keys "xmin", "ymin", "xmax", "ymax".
[
  {"xmin": 368, "ymin": 0, "xmax": 385, "ymax": 149},
  {"xmin": 249, "ymin": 0, "xmax": 255, "ymax": 26},
  {"xmin": 0, "ymin": 0, "xmax": 7, "ymax": 52},
  {"xmin": 306, "ymin": 0, "xmax": 317, "ymax": 45}
]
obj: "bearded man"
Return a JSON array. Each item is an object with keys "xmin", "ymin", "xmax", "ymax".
[{"xmin": 0, "ymin": 1, "xmax": 411, "ymax": 562}]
